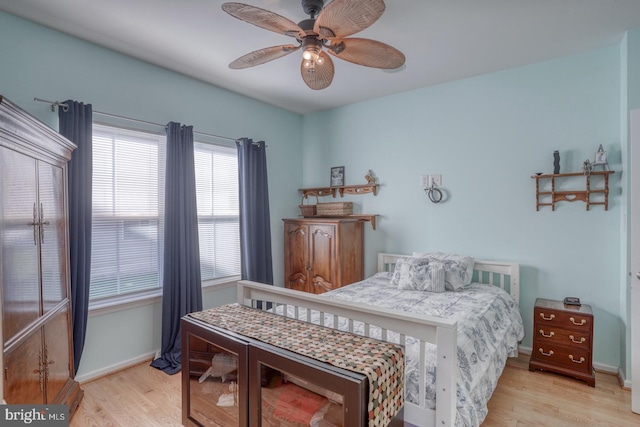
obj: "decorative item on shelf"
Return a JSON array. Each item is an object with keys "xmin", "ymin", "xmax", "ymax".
[
  {"xmin": 365, "ymin": 169, "xmax": 377, "ymax": 185},
  {"xmin": 592, "ymin": 144, "xmax": 609, "ymax": 170},
  {"xmin": 299, "ymin": 194, "xmax": 318, "ymax": 217},
  {"xmin": 582, "ymin": 159, "xmax": 592, "ymax": 176},
  {"xmin": 317, "ymin": 201, "xmax": 353, "ymax": 216},
  {"xmin": 553, "ymin": 150, "xmax": 560, "ymax": 174},
  {"xmin": 330, "ymin": 166, "xmax": 345, "ymax": 187}
]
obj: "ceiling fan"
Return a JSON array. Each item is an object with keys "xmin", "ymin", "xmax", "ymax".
[{"xmin": 221, "ymin": 0, "xmax": 406, "ymax": 90}]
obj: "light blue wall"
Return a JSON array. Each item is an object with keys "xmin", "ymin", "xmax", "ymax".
[
  {"xmin": 0, "ymin": 9, "xmax": 634, "ymax": 378},
  {"xmin": 0, "ymin": 11, "xmax": 303, "ymax": 378},
  {"xmin": 303, "ymin": 46, "xmax": 624, "ymax": 368}
]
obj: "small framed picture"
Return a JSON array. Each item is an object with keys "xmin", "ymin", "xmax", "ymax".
[
  {"xmin": 594, "ymin": 144, "xmax": 607, "ymax": 164},
  {"xmin": 330, "ymin": 166, "xmax": 345, "ymax": 187}
]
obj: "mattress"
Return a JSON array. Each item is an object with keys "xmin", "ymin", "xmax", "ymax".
[{"xmin": 280, "ymin": 272, "xmax": 525, "ymax": 427}]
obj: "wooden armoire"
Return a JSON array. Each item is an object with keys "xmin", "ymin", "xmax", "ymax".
[
  {"xmin": 0, "ymin": 97, "xmax": 83, "ymax": 412},
  {"xmin": 283, "ymin": 218, "xmax": 364, "ymax": 294}
]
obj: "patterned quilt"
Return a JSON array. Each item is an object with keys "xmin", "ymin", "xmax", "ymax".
[{"xmin": 279, "ymin": 272, "xmax": 524, "ymax": 427}]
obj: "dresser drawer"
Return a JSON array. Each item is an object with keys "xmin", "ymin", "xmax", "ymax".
[
  {"xmin": 534, "ymin": 325, "xmax": 590, "ymax": 350},
  {"xmin": 532, "ymin": 344, "xmax": 592, "ymax": 374},
  {"xmin": 534, "ymin": 307, "xmax": 592, "ymax": 331}
]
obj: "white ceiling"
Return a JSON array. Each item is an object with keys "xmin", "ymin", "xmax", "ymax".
[{"xmin": 2, "ymin": 0, "xmax": 640, "ymax": 114}]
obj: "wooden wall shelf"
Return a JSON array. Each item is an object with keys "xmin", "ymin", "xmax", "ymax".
[
  {"xmin": 531, "ymin": 171, "xmax": 614, "ymax": 211},
  {"xmin": 298, "ymin": 185, "xmax": 379, "ymax": 228},
  {"xmin": 299, "ymin": 183, "xmax": 378, "ymax": 199}
]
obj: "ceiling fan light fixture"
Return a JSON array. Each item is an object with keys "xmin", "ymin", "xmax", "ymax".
[
  {"xmin": 302, "ymin": 37, "xmax": 324, "ymax": 69},
  {"xmin": 302, "ymin": 48, "xmax": 315, "ymax": 60}
]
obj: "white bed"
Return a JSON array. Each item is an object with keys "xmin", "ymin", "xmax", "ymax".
[{"xmin": 236, "ymin": 253, "xmax": 524, "ymax": 427}]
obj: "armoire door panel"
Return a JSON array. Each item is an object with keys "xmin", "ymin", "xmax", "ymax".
[
  {"xmin": 38, "ymin": 162, "xmax": 68, "ymax": 314},
  {"xmin": 44, "ymin": 306, "xmax": 72, "ymax": 403},
  {"xmin": 309, "ymin": 224, "xmax": 336, "ymax": 292},
  {"xmin": 0, "ymin": 145, "xmax": 41, "ymax": 341},
  {"xmin": 4, "ymin": 329, "xmax": 45, "ymax": 405},
  {"xmin": 284, "ymin": 223, "xmax": 309, "ymax": 292}
]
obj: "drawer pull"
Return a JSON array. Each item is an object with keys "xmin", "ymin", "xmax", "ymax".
[
  {"xmin": 539, "ymin": 313, "xmax": 555, "ymax": 321},
  {"xmin": 570, "ymin": 317, "xmax": 586, "ymax": 326},
  {"xmin": 569, "ymin": 355, "xmax": 585, "ymax": 364},
  {"xmin": 569, "ymin": 335, "xmax": 585, "ymax": 344},
  {"xmin": 538, "ymin": 348, "xmax": 554, "ymax": 357},
  {"xmin": 539, "ymin": 329, "xmax": 554, "ymax": 338}
]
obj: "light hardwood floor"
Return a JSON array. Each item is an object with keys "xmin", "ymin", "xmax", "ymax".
[{"xmin": 70, "ymin": 354, "xmax": 640, "ymax": 426}]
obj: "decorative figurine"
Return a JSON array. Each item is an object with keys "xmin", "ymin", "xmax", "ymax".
[
  {"xmin": 553, "ymin": 150, "xmax": 560, "ymax": 174},
  {"xmin": 365, "ymin": 169, "xmax": 377, "ymax": 184},
  {"xmin": 583, "ymin": 159, "xmax": 592, "ymax": 175}
]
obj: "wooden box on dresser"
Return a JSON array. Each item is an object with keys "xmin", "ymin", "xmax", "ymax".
[
  {"xmin": 0, "ymin": 97, "xmax": 83, "ymax": 411},
  {"xmin": 283, "ymin": 218, "xmax": 363, "ymax": 294},
  {"xmin": 529, "ymin": 298, "xmax": 595, "ymax": 386}
]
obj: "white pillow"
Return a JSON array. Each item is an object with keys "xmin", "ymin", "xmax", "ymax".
[
  {"xmin": 391, "ymin": 258, "xmax": 446, "ymax": 292},
  {"xmin": 422, "ymin": 262, "xmax": 446, "ymax": 293},
  {"xmin": 412, "ymin": 252, "xmax": 475, "ymax": 290}
]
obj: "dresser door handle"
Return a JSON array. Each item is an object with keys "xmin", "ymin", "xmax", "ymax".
[
  {"xmin": 570, "ymin": 317, "xmax": 586, "ymax": 326},
  {"xmin": 538, "ymin": 348, "xmax": 554, "ymax": 357},
  {"xmin": 569, "ymin": 355, "xmax": 585, "ymax": 364},
  {"xmin": 539, "ymin": 313, "xmax": 555, "ymax": 321},
  {"xmin": 539, "ymin": 329, "xmax": 554, "ymax": 338},
  {"xmin": 569, "ymin": 335, "xmax": 585, "ymax": 344}
]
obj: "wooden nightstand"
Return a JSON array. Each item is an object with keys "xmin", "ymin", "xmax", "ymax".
[{"xmin": 528, "ymin": 298, "xmax": 595, "ymax": 386}]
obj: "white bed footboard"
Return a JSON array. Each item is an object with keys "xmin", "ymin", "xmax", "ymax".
[
  {"xmin": 236, "ymin": 253, "xmax": 520, "ymax": 427},
  {"xmin": 236, "ymin": 280, "xmax": 457, "ymax": 426}
]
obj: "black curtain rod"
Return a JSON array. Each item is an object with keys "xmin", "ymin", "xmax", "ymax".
[{"xmin": 33, "ymin": 97, "xmax": 237, "ymax": 143}]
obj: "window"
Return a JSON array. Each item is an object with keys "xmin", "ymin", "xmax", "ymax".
[
  {"xmin": 89, "ymin": 123, "xmax": 240, "ymax": 303},
  {"xmin": 194, "ymin": 142, "xmax": 241, "ymax": 281}
]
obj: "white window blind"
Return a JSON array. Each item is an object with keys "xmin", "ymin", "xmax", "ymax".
[
  {"xmin": 90, "ymin": 124, "xmax": 166, "ymax": 300},
  {"xmin": 89, "ymin": 123, "xmax": 241, "ymax": 303},
  {"xmin": 194, "ymin": 142, "xmax": 241, "ymax": 281}
]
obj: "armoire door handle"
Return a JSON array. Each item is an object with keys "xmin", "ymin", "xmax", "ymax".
[{"xmin": 27, "ymin": 203, "xmax": 38, "ymax": 245}]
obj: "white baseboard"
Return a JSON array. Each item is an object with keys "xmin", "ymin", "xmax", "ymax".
[
  {"xmin": 74, "ymin": 350, "xmax": 158, "ymax": 384},
  {"xmin": 518, "ymin": 345, "xmax": 629, "ymax": 387}
]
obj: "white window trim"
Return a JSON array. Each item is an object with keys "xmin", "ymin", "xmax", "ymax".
[{"xmin": 88, "ymin": 275, "xmax": 241, "ymax": 317}]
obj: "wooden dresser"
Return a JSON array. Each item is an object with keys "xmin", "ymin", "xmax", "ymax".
[
  {"xmin": 529, "ymin": 298, "xmax": 595, "ymax": 386},
  {"xmin": 283, "ymin": 218, "xmax": 363, "ymax": 294},
  {"xmin": 0, "ymin": 97, "xmax": 83, "ymax": 410}
]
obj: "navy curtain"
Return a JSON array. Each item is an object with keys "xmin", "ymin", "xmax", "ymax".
[
  {"xmin": 236, "ymin": 138, "xmax": 273, "ymax": 287},
  {"xmin": 151, "ymin": 122, "xmax": 203, "ymax": 375},
  {"xmin": 58, "ymin": 100, "xmax": 93, "ymax": 374}
]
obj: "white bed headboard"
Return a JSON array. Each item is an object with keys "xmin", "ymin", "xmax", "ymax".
[{"xmin": 377, "ymin": 253, "xmax": 520, "ymax": 305}]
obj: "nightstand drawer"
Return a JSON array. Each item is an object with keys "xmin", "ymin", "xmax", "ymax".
[
  {"xmin": 533, "ymin": 345, "xmax": 592, "ymax": 374},
  {"xmin": 534, "ymin": 308, "xmax": 592, "ymax": 331},
  {"xmin": 535, "ymin": 326, "xmax": 590, "ymax": 350}
]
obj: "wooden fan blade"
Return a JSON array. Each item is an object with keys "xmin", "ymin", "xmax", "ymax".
[
  {"xmin": 314, "ymin": 0, "xmax": 385, "ymax": 39},
  {"xmin": 230, "ymin": 44, "xmax": 300, "ymax": 69},
  {"xmin": 327, "ymin": 38, "xmax": 405, "ymax": 69},
  {"xmin": 222, "ymin": 2, "xmax": 305, "ymax": 38},
  {"xmin": 300, "ymin": 51, "xmax": 334, "ymax": 90}
]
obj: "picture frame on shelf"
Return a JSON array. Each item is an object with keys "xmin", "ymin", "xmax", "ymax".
[
  {"xmin": 330, "ymin": 166, "xmax": 345, "ymax": 187},
  {"xmin": 594, "ymin": 144, "xmax": 607, "ymax": 164}
]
